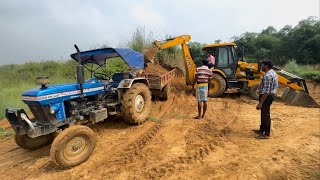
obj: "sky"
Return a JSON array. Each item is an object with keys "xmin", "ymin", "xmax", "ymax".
[{"xmin": 0, "ymin": 0, "xmax": 319, "ymax": 65}]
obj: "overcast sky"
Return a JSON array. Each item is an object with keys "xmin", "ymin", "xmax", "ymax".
[{"xmin": 0, "ymin": 0, "xmax": 319, "ymax": 65}]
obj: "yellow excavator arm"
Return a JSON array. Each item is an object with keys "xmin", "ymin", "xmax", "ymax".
[{"xmin": 153, "ymin": 35, "xmax": 197, "ymax": 86}]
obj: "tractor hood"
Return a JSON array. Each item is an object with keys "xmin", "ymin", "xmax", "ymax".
[
  {"xmin": 22, "ymin": 79, "xmax": 104, "ymax": 105},
  {"xmin": 70, "ymin": 48, "xmax": 144, "ymax": 69}
]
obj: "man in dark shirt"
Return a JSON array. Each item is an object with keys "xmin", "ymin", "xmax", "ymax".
[
  {"xmin": 194, "ymin": 59, "xmax": 213, "ymax": 119},
  {"xmin": 254, "ymin": 60, "xmax": 278, "ymax": 139}
]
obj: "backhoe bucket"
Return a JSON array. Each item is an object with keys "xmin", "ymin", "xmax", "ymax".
[
  {"xmin": 143, "ymin": 48, "xmax": 159, "ymax": 64},
  {"xmin": 281, "ymin": 88, "xmax": 320, "ymax": 108}
]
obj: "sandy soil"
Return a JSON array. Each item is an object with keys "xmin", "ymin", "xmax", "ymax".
[
  {"xmin": 145, "ymin": 62, "xmax": 170, "ymax": 74},
  {"xmin": 0, "ymin": 78, "xmax": 319, "ymax": 180}
]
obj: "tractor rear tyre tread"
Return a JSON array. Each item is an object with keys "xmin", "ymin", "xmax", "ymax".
[
  {"xmin": 162, "ymin": 84, "xmax": 171, "ymax": 101},
  {"xmin": 208, "ymin": 74, "xmax": 226, "ymax": 97},
  {"xmin": 249, "ymin": 84, "xmax": 260, "ymax": 100},
  {"xmin": 15, "ymin": 133, "xmax": 54, "ymax": 150},
  {"xmin": 121, "ymin": 83, "xmax": 152, "ymax": 125},
  {"xmin": 50, "ymin": 125, "xmax": 96, "ymax": 169}
]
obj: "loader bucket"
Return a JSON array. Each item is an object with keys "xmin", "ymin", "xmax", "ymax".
[
  {"xmin": 281, "ymin": 88, "xmax": 320, "ymax": 108},
  {"xmin": 143, "ymin": 48, "xmax": 159, "ymax": 64}
]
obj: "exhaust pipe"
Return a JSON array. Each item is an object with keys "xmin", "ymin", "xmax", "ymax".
[{"xmin": 74, "ymin": 44, "xmax": 84, "ymax": 99}]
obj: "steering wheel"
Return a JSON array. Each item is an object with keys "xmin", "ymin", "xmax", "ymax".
[{"xmin": 93, "ymin": 72, "xmax": 109, "ymax": 80}]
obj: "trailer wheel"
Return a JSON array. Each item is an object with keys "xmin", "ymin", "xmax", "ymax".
[
  {"xmin": 50, "ymin": 125, "xmax": 96, "ymax": 169},
  {"xmin": 249, "ymin": 84, "xmax": 260, "ymax": 100},
  {"xmin": 208, "ymin": 74, "xmax": 226, "ymax": 97},
  {"xmin": 121, "ymin": 83, "xmax": 152, "ymax": 124},
  {"xmin": 15, "ymin": 133, "xmax": 54, "ymax": 150},
  {"xmin": 162, "ymin": 83, "xmax": 171, "ymax": 101}
]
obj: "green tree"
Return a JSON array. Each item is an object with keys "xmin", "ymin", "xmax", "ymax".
[
  {"xmin": 261, "ymin": 26, "xmax": 277, "ymax": 35},
  {"xmin": 126, "ymin": 26, "xmax": 153, "ymax": 52},
  {"xmin": 188, "ymin": 42, "xmax": 204, "ymax": 65}
]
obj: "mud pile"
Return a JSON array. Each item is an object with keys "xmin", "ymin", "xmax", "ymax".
[{"xmin": 145, "ymin": 62, "xmax": 169, "ymax": 74}]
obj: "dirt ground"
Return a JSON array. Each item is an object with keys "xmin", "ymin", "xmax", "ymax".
[{"xmin": 0, "ymin": 78, "xmax": 319, "ymax": 180}]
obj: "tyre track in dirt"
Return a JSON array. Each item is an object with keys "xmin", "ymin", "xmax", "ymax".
[
  {"xmin": 141, "ymin": 119, "xmax": 236, "ymax": 179},
  {"xmin": 75, "ymin": 95, "xmax": 177, "ymax": 179},
  {"xmin": 143, "ymin": 138, "xmax": 221, "ymax": 179},
  {"xmin": 139, "ymin": 95, "xmax": 239, "ymax": 179}
]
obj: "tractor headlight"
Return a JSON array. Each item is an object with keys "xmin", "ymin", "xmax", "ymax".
[{"xmin": 50, "ymin": 105, "xmax": 60, "ymax": 114}]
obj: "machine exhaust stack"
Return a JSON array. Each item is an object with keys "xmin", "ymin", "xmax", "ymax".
[{"xmin": 74, "ymin": 44, "xmax": 84, "ymax": 98}]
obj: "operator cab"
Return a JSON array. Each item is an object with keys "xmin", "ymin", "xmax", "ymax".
[{"xmin": 202, "ymin": 42, "xmax": 238, "ymax": 79}]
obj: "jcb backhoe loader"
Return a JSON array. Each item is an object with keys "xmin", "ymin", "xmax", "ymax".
[{"xmin": 147, "ymin": 34, "xmax": 319, "ymax": 107}]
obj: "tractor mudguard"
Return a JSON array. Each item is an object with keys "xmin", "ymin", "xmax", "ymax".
[{"xmin": 117, "ymin": 78, "xmax": 149, "ymax": 89}]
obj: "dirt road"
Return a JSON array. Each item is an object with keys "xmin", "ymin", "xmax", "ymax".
[{"xmin": 0, "ymin": 78, "xmax": 319, "ymax": 179}]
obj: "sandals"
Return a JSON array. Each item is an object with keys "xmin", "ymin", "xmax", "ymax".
[
  {"xmin": 252, "ymin": 130, "xmax": 263, "ymax": 135},
  {"xmin": 194, "ymin": 116, "xmax": 202, "ymax": 119},
  {"xmin": 255, "ymin": 135, "xmax": 270, "ymax": 139}
]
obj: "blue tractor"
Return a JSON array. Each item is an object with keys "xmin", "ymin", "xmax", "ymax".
[{"xmin": 5, "ymin": 45, "xmax": 174, "ymax": 168}]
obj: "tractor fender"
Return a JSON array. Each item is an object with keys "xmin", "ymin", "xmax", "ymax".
[
  {"xmin": 211, "ymin": 69, "xmax": 227, "ymax": 78},
  {"xmin": 117, "ymin": 78, "xmax": 150, "ymax": 89}
]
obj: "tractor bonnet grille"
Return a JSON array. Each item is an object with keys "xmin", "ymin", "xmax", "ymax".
[{"xmin": 28, "ymin": 105, "xmax": 56, "ymax": 123}]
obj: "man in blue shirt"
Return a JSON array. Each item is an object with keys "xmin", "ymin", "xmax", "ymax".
[{"xmin": 255, "ymin": 60, "xmax": 278, "ymax": 139}]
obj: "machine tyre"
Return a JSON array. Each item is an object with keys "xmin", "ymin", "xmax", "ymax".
[
  {"xmin": 249, "ymin": 84, "xmax": 260, "ymax": 100},
  {"xmin": 50, "ymin": 125, "xmax": 96, "ymax": 169},
  {"xmin": 208, "ymin": 74, "xmax": 226, "ymax": 97},
  {"xmin": 162, "ymin": 83, "xmax": 171, "ymax": 101},
  {"xmin": 15, "ymin": 133, "xmax": 54, "ymax": 150},
  {"xmin": 121, "ymin": 83, "xmax": 152, "ymax": 124}
]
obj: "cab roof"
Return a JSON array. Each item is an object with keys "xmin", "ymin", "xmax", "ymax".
[{"xmin": 202, "ymin": 42, "xmax": 236, "ymax": 49}]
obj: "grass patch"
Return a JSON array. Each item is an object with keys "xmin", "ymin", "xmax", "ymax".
[
  {"xmin": 0, "ymin": 127, "xmax": 14, "ymax": 138},
  {"xmin": 284, "ymin": 61, "xmax": 320, "ymax": 82}
]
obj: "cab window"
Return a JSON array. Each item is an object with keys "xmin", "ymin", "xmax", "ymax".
[{"xmin": 218, "ymin": 47, "xmax": 229, "ymax": 67}]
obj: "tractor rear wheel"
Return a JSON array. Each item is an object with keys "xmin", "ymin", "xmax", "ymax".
[
  {"xmin": 15, "ymin": 133, "xmax": 54, "ymax": 150},
  {"xmin": 121, "ymin": 83, "xmax": 152, "ymax": 124},
  {"xmin": 208, "ymin": 74, "xmax": 226, "ymax": 97},
  {"xmin": 249, "ymin": 84, "xmax": 260, "ymax": 100},
  {"xmin": 50, "ymin": 125, "xmax": 96, "ymax": 169},
  {"xmin": 162, "ymin": 83, "xmax": 171, "ymax": 101}
]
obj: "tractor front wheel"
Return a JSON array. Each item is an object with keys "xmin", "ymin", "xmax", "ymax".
[
  {"xmin": 15, "ymin": 133, "xmax": 54, "ymax": 150},
  {"xmin": 121, "ymin": 83, "xmax": 152, "ymax": 124},
  {"xmin": 50, "ymin": 125, "xmax": 96, "ymax": 169}
]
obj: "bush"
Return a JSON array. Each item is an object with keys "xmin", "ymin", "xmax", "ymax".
[{"xmin": 284, "ymin": 61, "xmax": 320, "ymax": 82}]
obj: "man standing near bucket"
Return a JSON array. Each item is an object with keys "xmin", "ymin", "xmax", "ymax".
[
  {"xmin": 194, "ymin": 59, "xmax": 213, "ymax": 119},
  {"xmin": 254, "ymin": 60, "xmax": 278, "ymax": 139}
]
